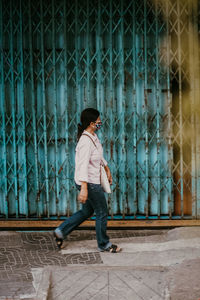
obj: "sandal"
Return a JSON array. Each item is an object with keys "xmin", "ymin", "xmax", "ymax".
[
  {"xmin": 53, "ymin": 231, "xmax": 63, "ymax": 250},
  {"xmin": 104, "ymin": 244, "xmax": 121, "ymax": 253}
]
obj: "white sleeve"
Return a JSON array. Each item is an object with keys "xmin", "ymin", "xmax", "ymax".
[
  {"xmin": 102, "ymin": 157, "xmax": 108, "ymax": 166},
  {"xmin": 77, "ymin": 137, "xmax": 92, "ymax": 182}
]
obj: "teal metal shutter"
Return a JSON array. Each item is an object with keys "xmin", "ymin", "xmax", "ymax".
[{"xmin": 0, "ymin": 0, "xmax": 199, "ymax": 220}]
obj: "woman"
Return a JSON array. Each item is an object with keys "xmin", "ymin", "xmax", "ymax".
[{"xmin": 54, "ymin": 108, "xmax": 121, "ymax": 253}]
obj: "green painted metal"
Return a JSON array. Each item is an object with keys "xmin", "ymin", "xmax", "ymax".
[
  {"xmin": 19, "ymin": 0, "xmax": 28, "ymax": 217},
  {"xmin": 63, "ymin": 0, "xmax": 70, "ymax": 218},
  {"xmin": 40, "ymin": 0, "xmax": 50, "ymax": 218},
  {"xmin": 118, "ymin": 0, "xmax": 125, "ymax": 217},
  {"xmin": 0, "ymin": 0, "xmax": 200, "ymax": 220},
  {"xmin": 28, "ymin": 0, "xmax": 40, "ymax": 217},
  {"xmin": 108, "ymin": 0, "xmax": 115, "ymax": 217},
  {"xmin": 144, "ymin": 0, "xmax": 149, "ymax": 217},
  {"xmin": 166, "ymin": 0, "xmax": 173, "ymax": 219},
  {"xmin": 0, "ymin": 0, "xmax": 8, "ymax": 218},
  {"xmin": 155, "ymin": 0, "xmax": 161, "ymax": 217},
  {"xmin": 177, "ymin": 0, "xmax": 184, "ymax": 217},
  {"xmin": 10, "ymin": 1, "xmax": 18, "ymax": 218},
  {"xmin": 132, "ymin": 0, "xmax": 137, "ymax": 218}
]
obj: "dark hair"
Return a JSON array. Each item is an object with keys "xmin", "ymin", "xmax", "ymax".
[{"xmin": 77, "ymin": 108, "xmax": 100, "ymax": 141}]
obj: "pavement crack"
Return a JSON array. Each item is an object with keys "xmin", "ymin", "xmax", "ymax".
[
  {"xmin": 128, "ymin": 270, "xmax": 163, "ymax": 298},
  {"xmin": 111, "ymin": 271, "xmax": 146, "ymax": 300}
]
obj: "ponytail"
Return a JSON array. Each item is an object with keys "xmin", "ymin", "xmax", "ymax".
[{"xmin": 77, "ymin": 123, "xmax": 84, "ymax": 141}]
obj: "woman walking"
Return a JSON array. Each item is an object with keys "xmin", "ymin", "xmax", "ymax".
[{"xmin": 54, "ymin": 108, "xmax": 121, "ymax": 253}]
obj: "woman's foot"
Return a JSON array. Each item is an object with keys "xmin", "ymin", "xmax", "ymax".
[
  {"xmin": 53, "ymin": 231, "xmax": 63, "ymax": 250},
  {"xmin": 103, "ymin": 244, "xmax": 121, "ymax": 253}
]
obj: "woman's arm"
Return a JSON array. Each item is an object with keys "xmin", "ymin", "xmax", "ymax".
[
  {"xmin": 78, "ymin": 181, "xmax": 88, "ymax": 203},
  {"xmin": 76, "ymin": 137, "xmax": 92, "ymax": 203},
  {"xmin": 104, "ymin": 165, "xmax": 112, "ymax": 185}
]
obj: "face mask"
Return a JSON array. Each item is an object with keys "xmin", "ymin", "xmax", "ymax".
[{"xmin": 95, "ymin": 122, "xmax": 102, "ymax": 130}]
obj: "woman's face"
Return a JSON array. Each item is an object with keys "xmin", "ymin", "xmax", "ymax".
[{"xmin": 93, "ymin": 116, "xmax": 102, "ymax": 130}]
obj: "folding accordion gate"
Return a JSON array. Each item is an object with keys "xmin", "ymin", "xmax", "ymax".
[{"xmin": 0, "ymin": 0, "xmax": 200, "ymax": 221}]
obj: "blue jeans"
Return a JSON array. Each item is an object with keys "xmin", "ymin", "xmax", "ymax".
[{"xmin": 55, "ymin": 183, "xmax": 111, "ymax": 251}]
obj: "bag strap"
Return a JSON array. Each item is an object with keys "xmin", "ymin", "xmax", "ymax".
[
  {"xmin": 82, "ymin": 133, "xmax": 97, "ymax": 148},
  {"xmin": 82, "ymin": 133, "xmax": 104, "ymax": 166}
]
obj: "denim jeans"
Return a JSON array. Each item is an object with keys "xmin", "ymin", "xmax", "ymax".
[{"xmin": 55, "ymin": 183, "xmax": 111, "ymax": 251}]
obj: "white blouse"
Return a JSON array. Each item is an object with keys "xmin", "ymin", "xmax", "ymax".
[{"xmin": 74, "ymin": 130, "xmax": 107, "ymax": 185}]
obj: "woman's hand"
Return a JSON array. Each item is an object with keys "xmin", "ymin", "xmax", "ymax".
[
  {"xmin": 78, "ymin": 190, "xmax": 88, "ymax": 203},
  {"xmin": 78, "ymin": 182, "xmax": 88, "ymax": 203},
  {"xmin": 104, "ymin": 165, "xmax": 113, "ymax": 185}
]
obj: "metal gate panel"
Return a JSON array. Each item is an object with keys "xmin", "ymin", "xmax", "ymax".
[{"xmin": 0, "ymin": 0, "xmax": 200, "ymax": 220}]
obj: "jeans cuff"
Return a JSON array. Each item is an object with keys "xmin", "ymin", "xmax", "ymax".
[
  {"xmin": 98, "ymin": 241, "xmax": 112, "ymax": 252},
  {"xmin": 54, "ymin": 228, "xmax": 64, "ymax": 239}
]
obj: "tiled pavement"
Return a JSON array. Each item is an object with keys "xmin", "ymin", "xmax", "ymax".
[
  {"xmin": 1, "ymin": 228, "xmax": 200, "ymax": 300},
  {"xmin": 0, "ymin": 229, "xmax": 166, "ymax": 299},
  {"xmin": 48, "ymin": 267, "xmax": 168, "ymax": 300}
]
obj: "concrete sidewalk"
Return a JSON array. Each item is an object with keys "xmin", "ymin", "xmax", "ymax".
[{"xmin": 0, "ymin": 227, "xmax": 200, "ymax": 300}]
